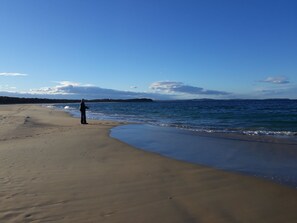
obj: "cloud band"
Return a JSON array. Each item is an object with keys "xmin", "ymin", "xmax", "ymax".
[{"xmin": 0, "ymin": 72, "xmax": 28, "ymax": 77}]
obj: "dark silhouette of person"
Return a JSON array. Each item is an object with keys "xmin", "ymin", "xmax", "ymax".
[{"xmin": 79, "ymin": 99, "xmax": 89, "ymax": 124}]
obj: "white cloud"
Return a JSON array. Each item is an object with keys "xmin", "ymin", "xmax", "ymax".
[
  {"xmin": 260, "ymin": 76, "xmax": 290, "ymax": 84},
  {"xmin": 29, "ymin": 80, "xmax": 231, "ymax": 99},
  {"xmin": 0, "ymin": 85, "xmax": 17, "ymax": 91},
  {"xmin": 53, "ymin": 81, "xmax": 84, "ymax": 87},
  {"xmin": 0, "ymin": 80, "xmax": 233, "ymax": 100},
  {"xmin": 28, "ymin": 81, "xmax": 98, "ymax": 96},
  {"xmin": 252, "ymin": 82, "xmax": 297, "ymax": 98},
  {"xmin": 27, "ymin": 81, "xmax": 154, "ymax": 99},
  {"xmin": 1, "ymin": 80, "xmax": 295, "ymax": 99},
  {"xmin": 150, "ymin": 81, "xmax": 230, "ymax": 96},
  {"xmin": 0, "ymin": 72, "xmax": 27, "ymax": 77}
]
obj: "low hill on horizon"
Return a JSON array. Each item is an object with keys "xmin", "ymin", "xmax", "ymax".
[{"xmin": 0, "ymin": 96, "xmax": 153, "ymax": 104}]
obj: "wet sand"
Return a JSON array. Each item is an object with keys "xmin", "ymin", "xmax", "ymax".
[
  {"xmin": 0, "ymin": 104, "xmax": 297, "ymax": 223},
  {"xmin": 111, "ymin": 124, "xmax": 297, "ymax": 187}
]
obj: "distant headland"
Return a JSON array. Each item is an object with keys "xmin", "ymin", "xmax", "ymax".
[{"xmin": 0, "ymin": 96, "xmax": 154, "ymax": 104}]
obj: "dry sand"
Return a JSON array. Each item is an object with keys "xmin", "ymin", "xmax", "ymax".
[{"xmin": 0, "ymin": 104, "xmax": 296, "ymax": 223}]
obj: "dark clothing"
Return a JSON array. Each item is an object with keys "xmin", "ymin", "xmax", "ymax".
[
  {"xmin": 79, "ymin": 101, "xmax": 89, "ymax": 124},
  {"xmin": 81, "ymin": 110, "xmax": 87, "ymax": 124}
]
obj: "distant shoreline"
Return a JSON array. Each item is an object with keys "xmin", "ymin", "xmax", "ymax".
[
  {"xmin": 0, "ymin": 96, "xmax": 153, "ymax": 104},
  {"xmin": 1, "ymin": 95, "xmax": 296, "ymax": 104}
]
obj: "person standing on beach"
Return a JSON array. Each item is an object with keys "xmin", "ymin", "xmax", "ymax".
[{"xmin": 79, "ymin": 99, "xmax": 89, "ymax": 124}]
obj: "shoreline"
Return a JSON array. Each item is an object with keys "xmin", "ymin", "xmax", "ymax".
[
  {"xmin": 1, "ymin": 104, "xmax": 297, "ymax": 222},
  {"xmin": 111, "ymin": 124, "xmax": 297, "ymax": 188}
]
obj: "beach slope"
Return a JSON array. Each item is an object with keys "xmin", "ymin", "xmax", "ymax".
[{"xmin": 0, "ymin": 105, "xmax": 296, "ymax": 223}]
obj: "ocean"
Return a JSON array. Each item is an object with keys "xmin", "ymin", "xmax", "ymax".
[
  {"xmin": 51, "ymin": 99, "xmax": 297, "ymax": 188},
  {"xmin": 52, "ymin": 99, "xmax": 297, "ymax": 137}
]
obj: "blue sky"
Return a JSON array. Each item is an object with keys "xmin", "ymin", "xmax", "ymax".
[{"xmin": 0, "ymin": 0, "xmax": 296, "ymax": 99}]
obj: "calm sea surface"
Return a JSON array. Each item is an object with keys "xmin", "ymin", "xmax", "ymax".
[{"xmin": 52, "ymin": 99, "xmax": 297, "ymax": 137}]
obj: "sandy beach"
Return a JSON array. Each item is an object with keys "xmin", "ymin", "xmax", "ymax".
[{"xmin": 0, "ymin": 105, "xmax": 297, "ymax": 223}]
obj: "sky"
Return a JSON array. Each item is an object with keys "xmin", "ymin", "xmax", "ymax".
[{"xmin": 0, "ymin": 0, "xmax": 296, "ymax": 100}]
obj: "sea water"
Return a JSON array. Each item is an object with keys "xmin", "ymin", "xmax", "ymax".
[{"xmin": 53, "ymin": 99, "xmax": 297, "ymax": 137}]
